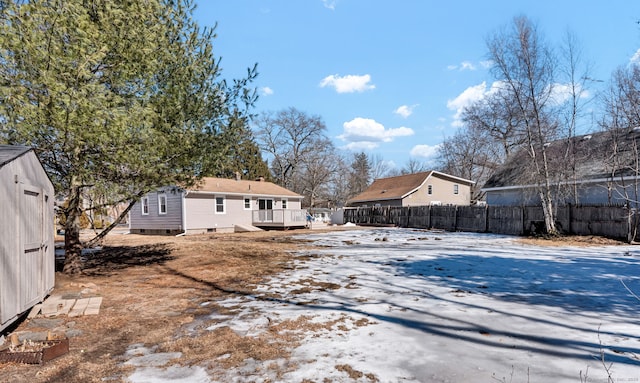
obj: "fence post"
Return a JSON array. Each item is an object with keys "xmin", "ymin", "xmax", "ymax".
[
  {"xmin": 454, "ymin": 205, "xmax": 458, "ymax": 231},
  {"xmin": 484, "ymin": 205, "xmax": 489, "ymax": 233}
]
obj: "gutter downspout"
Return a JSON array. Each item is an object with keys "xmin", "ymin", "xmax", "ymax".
[{"xmin": 176, "ymin": 190, "xmax": 188, "ymax": 237}]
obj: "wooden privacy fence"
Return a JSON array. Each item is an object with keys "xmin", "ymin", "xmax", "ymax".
[{"xmin": 343, "ymin": 205, "xmax": 637, "ymax": 241}]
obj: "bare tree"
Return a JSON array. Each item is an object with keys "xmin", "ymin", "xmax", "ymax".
[
  {"xmin": 600, "ymin": 65, "xmax": 640, "ymax": 241},
  {"xmin": 461, "ymin": 87, "xmax": 527, "ymax": 160},
  {"xmin": 557, "ymin": 31, "xmax": 594, "ymax": 204},
  {"xmin": 298, "ymin": 138, "xmax": 337, "ymax": 208},
  {"xmin": 485, "ymin": 16, "xmax": 561, "ymax": 235},
  {"xmin": 370, "ymin": 153, "xmax": 392, "ymax": 179},
  {"xmin": 437, "ymin": 126, "xmax": 501, "ymax": 202},
  {"xmin": 254, "ymin": 107, "xmax": 328, "ymax": 193},
  {"xmin": 325, "ymin": 153, "xmax": 353, "ymax": 208}
]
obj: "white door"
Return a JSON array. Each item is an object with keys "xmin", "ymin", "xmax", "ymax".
[
  {"xmin": 258, "ymin": 199, "xmax": 273, "ymax": 221},
  {"xmin": 20, "ymin": 185, "xmax": 44, "ymax": 311}
]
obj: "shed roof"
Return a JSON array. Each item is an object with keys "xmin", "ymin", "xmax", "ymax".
[
  {"xmin": 482, "ymin": 129, "xmax": 640, "ymax": 191},
  {"xmin": 0, "ymin": 145, "xmax": 32, "ymax": 168},
  {"xmin": 348, "ymin": 171, "xmax": 474, "ymax": 203},
  {"xmin": 188, "ymin": 177, "xmax": 303, "ymax": 199}
]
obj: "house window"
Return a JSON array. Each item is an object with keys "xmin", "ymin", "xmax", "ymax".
[
  {"xmin": 215, "ymin": 196, "xmax": 225, "ymax": 214},
  {"xmin": 158, "ymin": 194, "xmax": 167, "ymax": 215},
  {"xmin": 427, "ymin": 185, "xmax": 433, "ymax": 195},
  {"xmin": 282, "ymin": 199, "xmax": 287, "ymax": 209},
  {"xmin": 244, "ymin": 197, "xmax": 251, "ymax": 210},
  {"xmin": 142, "ymin": 197, "xmax": 149, "ymax": 215},
  {"xmin": 453, "ymin": 184, "xmax": 459, "ymax": 195}
]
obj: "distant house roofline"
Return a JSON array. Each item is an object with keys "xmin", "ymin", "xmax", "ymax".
[{"xmin": 481, "ymin": 175, "xmax": 640, "ymax": 192}]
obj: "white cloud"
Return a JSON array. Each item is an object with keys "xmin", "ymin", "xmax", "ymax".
[
  {"xmin": 631, "ymin": 49, "xmax": 640, "ymax": 64},
  {"xmin": 460, "ymin": 61, "xmax": 476, "ymax": 71},
  {"xmin": 548, "ymin": 82, "xmax": 590, "ymax": 105},
  {"xmin": 480, "ymin": 60, "xmax": 493, "ymax": 69},
  {"xmin": 319, "ymin": 74, "xmax": 375, "ymax": 93},
  {"xmin": 446, "ymin": 81, "xmax": 506, "ymax": 127},
  {"xmin": 338, "ymin": 117, "xmax": 414, "ymax": 149},
  {"xmin": 322, "ymin": 0, "xmax": 337, "ymax": 10},
  {"xmin": 394, "ymin": 104, "xmax": 418, "ymax": 118},
  {"xmin": 260, "ymin": 87, "xmax": 273, "ymax": 96},
  {"xmin": 342, "ymin": 141, "xmax": 380, "ymax": 151},
  {"xmin": 410, "ymin": 144, "xmax": 441, "ymax": 159},
  {"xmin": 447, "ymin": 61, "xmax": 478, "ymax": 71},
  {"xmin": 446, "ymin": 82, "xmax": 488, "ymax": 127}
]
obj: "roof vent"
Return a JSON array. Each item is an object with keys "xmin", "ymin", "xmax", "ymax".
[{"xmin": 381, "ymin": 189, "xmax": 387, "ymax": 193}]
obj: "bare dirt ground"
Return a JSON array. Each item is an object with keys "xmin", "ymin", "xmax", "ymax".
[{"xmin": 0, "ymin": 227, "xmax": 626, "ymax": 383}]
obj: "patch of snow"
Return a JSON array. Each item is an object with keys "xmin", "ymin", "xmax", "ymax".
[
  {"xmin": 127, "ymin": 366, "xmax": 210, "ymax": 383},
  {"xmin": 127, "ymin": 228, "xmax": 640, "ymax": 383}
]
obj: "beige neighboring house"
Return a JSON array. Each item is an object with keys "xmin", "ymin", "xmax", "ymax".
[
  {"xmin": 129, "ymin": 176, "xmax": 306, "ymax": 234},
  {"xmin": 347, "ymin": 171, "xmax": 474, "ymax": 207}
]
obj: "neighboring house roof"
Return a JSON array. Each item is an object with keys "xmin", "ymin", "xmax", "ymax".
[
  {"xmin": 0, "ymin": 145, "xmax": 32, "ymax": 168},
  {"xmin": 482, "ymin": 129, "xmax": 640, "ymax": 191},
  {"xmin": 348, "ymin": 171, "xmax": 474, "ymax": 204},
  {"xmin": 187, "ymin": 177, "xmax": 303, "ymax": 199}
]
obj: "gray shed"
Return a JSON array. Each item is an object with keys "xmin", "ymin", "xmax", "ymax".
[{"xmin": 0, "ymin": 145, "xmax": 55, "ymax": 332}]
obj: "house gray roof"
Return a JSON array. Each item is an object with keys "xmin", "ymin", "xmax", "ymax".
[
  {"xmin": 483, "ymin": 129, "xmax": 640, "ymax": 190},
  {"xmin": 348, "ymin": 171, "xmax": 474, "ymax": 204},
  {"xmin": 0, "ymin": 145, "xmax": 32, "ymax": 168}
]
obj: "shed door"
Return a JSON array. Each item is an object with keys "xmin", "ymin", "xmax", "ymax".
[{"xmin": 20, "ymin": 185, "xmax": 44, "ymax": 311}]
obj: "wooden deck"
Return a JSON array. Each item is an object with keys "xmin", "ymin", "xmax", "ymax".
[{"xmin": 252, "ymin": 209, "xmax": 307, "ymax": 229}]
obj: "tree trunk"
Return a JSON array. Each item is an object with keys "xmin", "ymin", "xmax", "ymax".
[
  {"xmin": 63, "ymin": 184, "xmax": 84, "ymax": 274},
  {"xmin": 85, "ymin": 198, "xmax": 138, "ymax": 248},
  {"xmin": 540, "ymin": 191, "xmax": 558, "ymax": 236}
]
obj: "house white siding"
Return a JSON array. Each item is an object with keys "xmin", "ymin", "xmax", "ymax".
[
  {"xmin": 183, "ymin": 194, "xmax": 302, "ymax": 233},
  {"xmin": 129, "ymin": 178, "xmax": 305, "ymax": 234},
  {"xmin": 486, "ymin": 181, "xmax": 640, "ymax": 207},
  {"xmin": 0, "ymin": 148, "xmax": 55, "ymax": 332}
]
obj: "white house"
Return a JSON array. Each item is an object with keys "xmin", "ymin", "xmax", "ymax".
[
  {"xmin": 129, "ymin": 176, "xmax": 306, "ymax": 234},
  {"xmin": 0, "ymin": 145, "xmax": 55, "ymax": 332}
]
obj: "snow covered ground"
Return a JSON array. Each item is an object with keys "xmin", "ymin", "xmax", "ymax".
[{"xmin": 126, "ymin": 228, "xmax": 640, "ymax": 383}]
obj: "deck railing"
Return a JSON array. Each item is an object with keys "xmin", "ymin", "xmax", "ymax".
[{"xmin": 252, "ymin": 209, "xmax": 307, "ymax": 226}]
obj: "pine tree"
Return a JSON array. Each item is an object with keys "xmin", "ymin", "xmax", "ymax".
[{"xmin": 0, "ymin": 0, "xmax": 257, "ymax": 273}]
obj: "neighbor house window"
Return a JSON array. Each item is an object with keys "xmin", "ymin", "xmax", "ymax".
[
  {"xmin": 244, "ymin": 197, "xmax": 251, "ymax": 210},
  {"xmin": 142, "ymin": 197, "xmax": 149, "ymax": 215},
  {"xmin": 282, "ymin": 199, "xmax": 287, "ymax": 209},
  {"xmin": 427, "ymin": 185, "xmax": 433, "ymax": 195},
  {"xmin": 453, "ymin": 184, "xmax": 459, "ymax": 195},
  {"xmin": 158, "ymin": 194, "xmax": 167, "ymax": 215},
  {"xmin": 215, "ymin": 196, "xmax": 225, "ymax": 214}
]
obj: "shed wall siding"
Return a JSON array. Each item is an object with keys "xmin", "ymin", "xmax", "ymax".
[{"xmin": 0, "ymin": 151, "xmax": 54, "ymax": 331}]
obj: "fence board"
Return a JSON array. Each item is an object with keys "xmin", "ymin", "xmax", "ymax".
[{"xmin": 344, "ymin": 204, "xmax": 635, "ymax": 241}]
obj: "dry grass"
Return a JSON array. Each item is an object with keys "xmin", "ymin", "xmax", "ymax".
[
  {"xmin": 0, "ymin": 227, "xmax": 620, "ymax": 382},
  {"xmin": 0, "ymin": 228, "xmax": 354, "ymax": 383}
]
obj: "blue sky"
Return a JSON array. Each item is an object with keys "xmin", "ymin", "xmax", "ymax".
[{"xmin": 196, "ymin": 1, "xmax": 640, "ymax": 170}]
